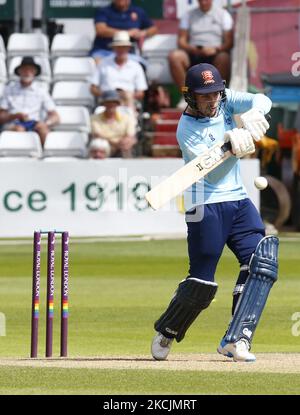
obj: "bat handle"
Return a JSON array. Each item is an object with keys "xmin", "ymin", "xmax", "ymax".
[
  {"xmin": 221, "ymin": 141, "xmax": 232, "ymax": 152},
  {"xmin": 265, "ymin": 113, "xmax": 271, "ymax": 122}
]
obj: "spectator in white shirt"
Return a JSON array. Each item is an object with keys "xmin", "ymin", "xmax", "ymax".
[
  {"xmin": 0, "ymin": 57, "xmax": 59, "ymax": 145},
  {"xmin": 169, "ymin": 0, "xmax": 233, "ymax": 103},
  {"xmin": 90, "ymin": 31, "xmax": 148, "ymax": 112}
]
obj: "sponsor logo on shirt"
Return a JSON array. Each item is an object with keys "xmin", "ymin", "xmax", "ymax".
[{"xmin": 131, "ymin": 12, "xmax": 138, "ymax": 21}]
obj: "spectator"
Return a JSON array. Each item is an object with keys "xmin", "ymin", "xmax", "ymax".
[
  {"xmin": 90, "ymin": 0, "xmax": 158, "ymax": 66},
  {"xmin": 90, "ymin": 90, "xmax": 137, "ymax": 158},
  {"xmin": 146, "ymin": 81, "xmax": 171, "ymax": 114},
  {"xmin": 169, "ymin": 0, "xmax": 233, "ymax": 106},
  {"xmin": 90, "ymin": 31, "xmax": 148, "ymax": 113},
  {"xmin": 0, "ymin": 56, "xmax": 59, "ymax": 146},
  {"xmin": 88, "ymin": 138, "xmax": 111, "ymax": 159}
]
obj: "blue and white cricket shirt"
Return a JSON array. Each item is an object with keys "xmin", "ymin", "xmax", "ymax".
[{"xmin": 176, "ymin": 89, "xmax": 272, "ymax": 210}]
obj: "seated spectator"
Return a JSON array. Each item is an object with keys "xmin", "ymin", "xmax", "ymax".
[
  {"xmin": 169, "ymin": 0, "xmax": 233, "ymax": 106},
  {"xmin": 90, "ymin": 90, "xmax": 137, "ymax": 158},
  {"xmin": 90, "ymin": 0, "xmax": 158, "ymax": 66},
  {"xmin": 90, "ymin": 31, "xmax": 148, "ymax": 113},
  {"xmin": 88, "ymin": 138, "xmax": 111, "ymax": 159},
  {"xmin": 146, "ymin": 81, "xmax": 171, "ymax": 114},
  {"xmin": 0, "ymin": 56, "xmax": 59, "ymax": 146}
]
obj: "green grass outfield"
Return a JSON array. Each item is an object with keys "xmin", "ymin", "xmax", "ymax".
[{"xmin": 0, "ymin": 236, "xmax": 299, "ymax": 395}]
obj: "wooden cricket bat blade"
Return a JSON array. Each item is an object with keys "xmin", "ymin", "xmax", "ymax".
[
  {"xmin": 145, "ymin": 141, "xmax": 232, "ymax": 210},
  {"xmin": 146, "ymin": 114, "xmax": 271, "ymax": 210}
]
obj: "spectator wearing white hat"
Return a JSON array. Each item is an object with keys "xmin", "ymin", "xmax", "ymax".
[
  {"xmin": 88, "ymin": 138, "xmax": 111, "ymax": 159},
  {"xmin": 90, "ymin": 90, "xmax": 137, "ymax": 158},
  {"xmin": 90, "ymin": 31, "xmax": 148, "ymax": 112}
]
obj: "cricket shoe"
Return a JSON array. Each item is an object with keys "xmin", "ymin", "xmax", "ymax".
[
  {"xmin": 151, "ymin": 332, "xmax": 174, "ymax": 361},
  {"xmin": 217, "ymin": 338, "xmax": 256, "ymax": 362}
]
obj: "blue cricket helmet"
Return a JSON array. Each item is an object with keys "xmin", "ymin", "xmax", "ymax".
[{"xmin": 182, "ymin": 63, "xmax": 226, "ymax": 113}]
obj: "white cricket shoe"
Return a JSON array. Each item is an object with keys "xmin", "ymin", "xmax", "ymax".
[
  {"xmin": 217, "ymin": 338, "xmax": 256, "ymax": 362},
  {"xmin": 151, "ymin": 332, "xmax": 174, "ymax": 361}
]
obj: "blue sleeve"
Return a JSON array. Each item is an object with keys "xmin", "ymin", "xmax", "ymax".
[
  {"xmin": 137, "ymin": 8, "xmax": 155, "ymax": 29},
  {"xmin": 226, "ymin": 89, "xmax": 272, "ymax": 115},
  {"xmin": 94, "ymin": 7, "xmax": 108, "ymax": 24}
]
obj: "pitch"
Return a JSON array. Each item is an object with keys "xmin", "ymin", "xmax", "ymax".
[{"xmin": 0, "ymin": 236, "xmax": 299, "ymax": 394}]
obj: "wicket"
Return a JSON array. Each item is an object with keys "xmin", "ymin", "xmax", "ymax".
[{"xmin": 30, "ymin": 230, "xmax": 69, "ymax": 358}]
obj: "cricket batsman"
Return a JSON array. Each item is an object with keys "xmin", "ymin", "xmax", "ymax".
[{"xmin": 151, "ymin": 63, "xmax": 279, "ymax": 362}]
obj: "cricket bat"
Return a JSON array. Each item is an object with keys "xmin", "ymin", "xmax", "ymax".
[
  {"xmin": 145, "ymin": 114, "xmax": 270, "ymax": 210},
  {"xmin": 145, "ymin": 140, "xmax": 233, "ymax": 210}
]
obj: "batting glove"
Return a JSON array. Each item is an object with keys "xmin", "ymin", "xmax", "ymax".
[
  {"xmin": 224, "ymin": 128, "xmax": 255, "ymax": 158},
  {"xmin": 240, "ymin": 108, "xmax": 269, "ymax": 142}
]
